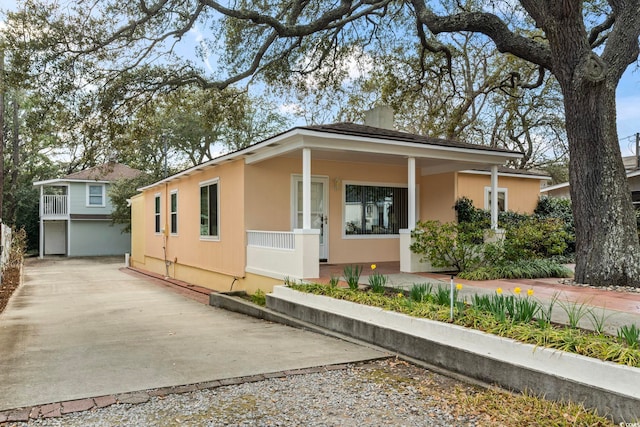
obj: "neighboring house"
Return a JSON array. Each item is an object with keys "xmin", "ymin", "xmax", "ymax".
[
  {"xmin": 541, "ymin": 155, "xmax": 640, "ymax": 206},
  {"xmin": 130, "ymin": 117, "xmax": 546, "ymax": 294},
  {"xmin": 34, "ymin": 163, "xmax": 142, "ymax": 258}
]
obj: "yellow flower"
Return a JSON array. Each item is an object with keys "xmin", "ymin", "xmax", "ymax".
[
  {"xmin": 371, "ymin": 264, "xmax": 377, "ymax": 270},
  {"xmin": 396, "ymin": 292, "xmax": 404, "ymax": 298},
  {"xmin": 456, "ymin": 283, "xmax": 463, "ymax": 291},
  {"xmin": 514, "ymin": 287, "xmax": 522, "ymax": 295},
  {"xmin": 496, "ymin": 288, "xmax": 503, "ymax": 295},
  {"xmin": 527, "ymin": 289, "xmax": 534, "ymax": 297}
]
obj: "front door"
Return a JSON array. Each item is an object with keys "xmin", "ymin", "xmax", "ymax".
[{"xmin": 293, "ymin": 176, "xmax": 329, "ymax": 261}]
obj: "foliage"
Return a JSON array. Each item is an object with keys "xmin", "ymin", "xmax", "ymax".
[
  {"xmin": 328, "ymin": 275, "xmax": 339, "ymax": 288},
  {"xmin": 251, "ymin": 289, "xmax": 266, "ymax": 307},
  {"xmin": 535, "ymin": 196, "xmax": 575, "ymax": 255},
  {"xmin": 409, "ymin": 283, "xmax": 433, "ymax": 303},
  {"xmin": 367, "ymin": 265, "xmax": 387, "ymax": 294},
  {"xmin": 617, "ymin": 324, "xmax": 640, "ymax": 349},
  {"xmin": 502, "ymin": 217, "xmax": 569, "ymax": 260},
  {"xmin": 290, "ymin": 283, "xmax": 640, "ymax": 367},
  {"xmin": 108, "ymin": 174, "xmax": 159, "ymax": 233},
  {"xmin": 343, "ymin": 265, "xmax": 362, "ymax": 291},
  {"xmin": 410, "ymin": 220, "xmax": 486, "ymax": 273},
  {"xmin": 458, "ymin": 259, "xmax": 572, "ymax": 281}
]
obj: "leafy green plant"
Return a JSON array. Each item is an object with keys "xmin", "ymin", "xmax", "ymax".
[
  {"xmin": 251, "ymin": 289, "xmax": 266, "ymax": 306},
  {"xmin": 617, "ymin": 324, "xmax": 640, "ymax": 349},
  {"xmin": 410, "ymin": 220, "xmax": 486, "ymax": 272},
  {"xmin": 343, "ymin": 264, "xmax": 362, "ymax": 290},
  {"xmin": 329, "ymin": 275, "xmax": 340, "ymax": 288},
  {"xmin": 557, "ymin": 299, "xmax": 592, "ymax": 329},
  {"xmin": 458, "ymin": 259, "xmax": 572, "ymax": 281},
  {"xmin": 368, "ymin": 270, "xmax": 387, "ymax": 294},
  {"xmin": 586, "ymin": 307, "xmax": 615, "ymax": 335},
  {"xmin": 409, "ymin": 283, "xmax": 433, "ymax": 303}
]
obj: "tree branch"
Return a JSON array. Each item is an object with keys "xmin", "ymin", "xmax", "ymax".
[{"xmin": 411, "ymin": 0, "xmax": 553, "ymax": 71}]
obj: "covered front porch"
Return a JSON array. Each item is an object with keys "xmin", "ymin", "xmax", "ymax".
[{"xmin": 242, "ymin": 125, "xmax": 516, "ymax": 282}]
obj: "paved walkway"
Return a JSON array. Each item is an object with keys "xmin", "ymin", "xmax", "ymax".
[{"xmin": 0, "ymin": 257, "xmax": 386, "ymax": 414}]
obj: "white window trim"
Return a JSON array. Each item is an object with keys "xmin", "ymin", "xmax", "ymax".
[
  {"xmin": 342, "ymin": 180, "xmax": 410, "ymax": 240},
  {"xmin": 484, "ymin": 186, "xmax": 508, "ymax": 212},
  {"xmin": 170, "ymin": 190, "xmax": 178, "ymax": 236},
  {"xmin": 199, "ymin": 178, "xmax": 220, "ymax": 241},
  {"xmin": 86, "ymin": 183, "xmax": 106, "ymax": 207},
  {"xmin": 154, "ymin": 193, "xmax": 162, "ymax": 234}
]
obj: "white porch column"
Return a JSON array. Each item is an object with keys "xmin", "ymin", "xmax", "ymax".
[
  {"xmin": 302, "ymin": 148, "xmax": 311, "ymax": 230},
  {"xmin": 407, "ymin": 157, "xmax": 416, "ymax": 229},
  {"xmin": 491, "ymin": 165, "xmax": 499, "ymax": 230}
]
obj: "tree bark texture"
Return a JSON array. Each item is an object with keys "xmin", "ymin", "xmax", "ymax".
[{"xmin": 540, "ymin": 2, "xmax": 640, "ymax": 286}]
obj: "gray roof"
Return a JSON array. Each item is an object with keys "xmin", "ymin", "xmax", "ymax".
[
  {"xmin": 64, "ymin": 163, "xmax": 142, "ymax": 181},
  {"xmin": 299, "ymin": 122, "xmax": 519, "ymax": 154}
]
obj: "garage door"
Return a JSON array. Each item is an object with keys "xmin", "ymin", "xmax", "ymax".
[{"xmin": 44, "ymin": 221, "xmax": 66, "ymax": 255}]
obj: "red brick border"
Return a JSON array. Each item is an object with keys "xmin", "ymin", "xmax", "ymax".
[{"xmin": 0, "ymin": 363, "xmax": 354, "ymax": 424}]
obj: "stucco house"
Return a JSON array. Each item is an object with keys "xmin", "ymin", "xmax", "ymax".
[
  {"xmin": 129, "ymin": 115, "xmax": 547, "ymax": 294},
  {"xmin": 34, "ymin": 163, "xmax": 142, "ymax": 257}
]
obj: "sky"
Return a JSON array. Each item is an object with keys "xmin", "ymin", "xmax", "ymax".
[{"xmin": 2, "ymin": 0, "xmax": 640, "ymax": 156}]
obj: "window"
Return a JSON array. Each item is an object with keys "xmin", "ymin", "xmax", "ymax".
[
  {"xmin": 200, "ymin": 179, "xmax": 219, "ymax": 238},
  {"xmin": 484, "ymin": 187, "xmax": 508, "ymax": 212},
  {"xmin": 344, "ymin": 184, "xmax": 408, "ymax": 235},
  {"xmin": 86, "ymin": 184, "xmax": 105, "ymax": 207},
  {"xmin": 154, "ymin": 194, "xmax": 161, "ymax": 234},
  {"xmin": 170, "ymin": 191, "xmax": 178, "ymax": 234}
]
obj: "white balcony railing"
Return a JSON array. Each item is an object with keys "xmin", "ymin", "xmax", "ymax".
[{"xmin": 42, "ymin": 195, "xmax": 68, "ymax": 216}]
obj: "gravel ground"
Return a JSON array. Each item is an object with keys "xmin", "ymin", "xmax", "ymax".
[{"xmin": 15, "ymin": 359, "xmax": 485, "ymax": 427}]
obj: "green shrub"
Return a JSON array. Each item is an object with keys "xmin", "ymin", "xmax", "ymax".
[
  {"xmin": 459, "ymin": 259, "xmax": 572, "ymax": 280},
  {"xmin": 503, "ymin": 217, "xmax": 569, "ymax": 260},
  {"xmin": 534, "ymin": 196, "xmax": 575, "ymax": 255},
  {"xmin": 410, "ymin": 220, "xmax": 487, "ymax": 272}
]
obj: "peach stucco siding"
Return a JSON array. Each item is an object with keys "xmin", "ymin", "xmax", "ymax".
[
  {"xmin": 420, "ymin": 172, "xmax": 457, "ymax": 223},
  {"xmin": 137, "ymin": 160, "xmax": 246, "ymax": 290},
  {"xmin": 457, "ymin": 173, "xmax": 542, "ymax": 214}
]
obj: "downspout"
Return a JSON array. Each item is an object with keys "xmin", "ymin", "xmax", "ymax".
[{"xmin": 163, "ymin": 183, "xmax": 170, "ymax": 278}]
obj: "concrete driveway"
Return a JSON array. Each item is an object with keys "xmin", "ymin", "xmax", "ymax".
[{"xmin": 0, "ymin": 257, "xmax": 386, "ymax": 411}]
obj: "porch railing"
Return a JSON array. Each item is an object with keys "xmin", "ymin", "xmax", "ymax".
[
  {"xmin": 42, "ymin": 195, "xmax": 68, "ymax": 216},
  {"xmin": 246, "ymin": 229, "xmax": 319, "ymax": 280},
  {"xmin": 247, "ymin": 230, "xmax": 295, "ymax": 250}
]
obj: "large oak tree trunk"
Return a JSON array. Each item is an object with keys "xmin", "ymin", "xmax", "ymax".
[{"xmin": 562, "ymin": 80, "xmax": 640, "ymax": 286}]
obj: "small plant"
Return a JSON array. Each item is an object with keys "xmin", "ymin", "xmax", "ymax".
[
  {"xmin": 434, "ymin": 285, "xmax": 452, "ymax": 306},
  {"xmin": 586, "ymin": 307, "xmax": 614, "ymax": 335},
  {"xmin": 368, "ymin": 264, "xmax": 387, "ymax": 294},
  {"xmin": 343, "ymin": 264, "xmax": 362, "ymax": 290},
  {"xmin": 617, "ymin": 324, "xmax": 640, "ymax": 349},
  {"xmin": 409, "ymin": 283, "xmax": 433, "ymax": 303},
  {"xmin": 283, "ymin": 276, "xmax": 293, "ymax": 287},
  {"xmin": 251, "ymin": 289, "xmax": 266, "ymax": 306},
  {"xmin": 557, "ymin": 299, "xmax": 591, "ymax": 329},
  {"xmin": 329, "ymin": 275, "xmax": 340, "ymax": 288}
]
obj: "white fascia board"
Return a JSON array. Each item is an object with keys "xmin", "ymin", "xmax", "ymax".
[
  {"xmin": 626, "ymin": 169, "xmax": 640, "ymax": 179},
  {"xmin": 460, "ymin": 169, "xmax": 551, "ymax": 180},
  {"xmin": 540, "ymin": 181, "xmax": 570, "ymax": 193},
  {"xmin": 34, "ymin": 179, "xmax": 112, "ymax": 186},
  {"xmin": 138, "ymin": 128, "xmax": 305, "ymax": 191}
]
